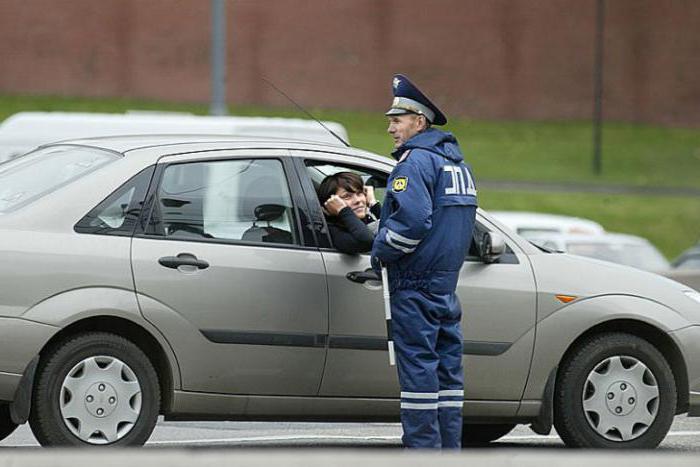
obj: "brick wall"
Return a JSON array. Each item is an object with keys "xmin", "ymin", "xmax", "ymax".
[{"xmin": 1, "ymin": 0, "xmax": 698, "ymax": 126}]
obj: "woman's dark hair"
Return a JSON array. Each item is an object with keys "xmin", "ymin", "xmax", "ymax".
[{"xmin": 318, "ymin": 171, "xmax": 364, "ymax": 205}]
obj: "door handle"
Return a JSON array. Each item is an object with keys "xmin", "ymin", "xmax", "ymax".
[
  {"xmin": 158, "ymin": 253, "xmax": 209, "ymax": 270},
  {"xmin": 346, "ymin": 268, "xmax": 381, "ymax": 284}
]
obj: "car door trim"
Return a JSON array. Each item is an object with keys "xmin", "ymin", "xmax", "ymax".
[
  {"xmin": 201, "ymin": 329, "xmax": 328, "ymax": 348},
  {"xmin": 200, "ymin": 330, "xmax": 511, "ymax": 356}
]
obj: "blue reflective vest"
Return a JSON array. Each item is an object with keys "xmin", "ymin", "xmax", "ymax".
[{"xmin": 371, "ymin": 128, "xmax": 477, "ymax": 294}]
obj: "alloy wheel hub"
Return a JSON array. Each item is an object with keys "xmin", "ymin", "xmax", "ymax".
[
  {"xmin": 60, "ymin": 356, "xmax": 142, "ymax": 445},
  {"xmin": 84, "ymin": 382, "xmax": 118, "ymax": 418},
  {"xmin": 604, "ymin": 380, "xmax": 638, "ymax": 417},
  {"xmin": 582, "ymin": 355, "xmax": 659, "ymax": 442}
]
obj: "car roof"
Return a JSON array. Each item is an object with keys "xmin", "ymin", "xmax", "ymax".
[
  {"xmin": 39, "ymin": 134, "xmax": 393, "ymax": 166},
  {"xmin": 0, "ymin": 111, "xmax": 350, "ymax": 145}
]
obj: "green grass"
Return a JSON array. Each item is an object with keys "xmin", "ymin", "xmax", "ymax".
[
  {"xmin": 3, "ymin": 94, "xmax": 700, "ymax": 189},
  {"xmin": 1, "ymin": 94, "xmax": 698, "ymax": 258}
]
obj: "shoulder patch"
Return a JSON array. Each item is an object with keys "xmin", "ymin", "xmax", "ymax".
[{"xmin": 392, "ymin": 176, "xmax": 408, "ymax": 192}]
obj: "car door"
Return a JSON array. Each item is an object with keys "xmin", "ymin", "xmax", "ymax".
[
  {"xmin": 131, "ymin": 150, "xmax": 328, "ymax": 396},
  {"xmin": 293, "ymin": 154, "xmax": 537, "ymax": 408}
]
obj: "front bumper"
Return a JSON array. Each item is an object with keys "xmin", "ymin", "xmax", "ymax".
[
  {"xmin": 0, "ymin": 317, "xmax": 57, "ymax": 401},
  {"xmin": 669, "ymin": 325, "xmax": 700, "ymax": 417}
]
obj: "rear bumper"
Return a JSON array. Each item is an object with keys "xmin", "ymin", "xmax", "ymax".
[{"xmin": 0, "ymin": 317, "xmax": 57, "ymax": 401}]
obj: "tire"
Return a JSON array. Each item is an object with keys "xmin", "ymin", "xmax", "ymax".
[
  {"xmin": 462, "ymin": 423, "xmax": 516, "ymax": 446},
  {"xmin": 0, "ymin": 404, "xmax": 19, "ymax": 441},
  {"xmin": 29, "ymin": 332, "xmax": 160, "ymax": 446},
  {"xmin": 554, "ymin": 332, "xmax": 676, "ymax": 448}
]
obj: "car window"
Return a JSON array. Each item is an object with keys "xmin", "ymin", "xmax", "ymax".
[
  {"xmin": 74, "ymin": 166, "xmax": 155, "ymax": 236},
  {"xmin": 148, "ymin": 158, "xmax": 298, "ymax": 246},
  {"xmin": 303, "ymin": 160, "xmax": 388, "ymax": 251},
  {"xmin": 0, "ymin": 146, "xmax": 118, "ymax": 213},
  {"xmin": 304, "ymin": 161, "xmax": 388, "ymax": 204}
]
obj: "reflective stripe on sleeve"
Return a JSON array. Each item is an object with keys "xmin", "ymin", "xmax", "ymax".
[
  {"xmin": 385, "ymin": 232, "xmax": 416, "ymax": 254},
  {"xmin": 387, "ymin": 229, "xmax": 421, "ymax": 246},
  {"xmin": 400, "ymin": 391, "xmax": 438, "ymax": 400},
  {"xmin": 401, "ymin": 402, "xmax": 439, "ymax": 410}
]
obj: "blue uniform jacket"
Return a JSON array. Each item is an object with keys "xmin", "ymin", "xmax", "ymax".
[{"xmin": 371, "ymin": 128, "xmax": 477, "ymax": 294}]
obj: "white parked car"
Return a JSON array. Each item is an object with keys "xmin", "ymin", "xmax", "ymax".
[
  {"xmin": 526, "ymin": 232, "xmax": 670, "ymax": 272},
  {"xmin": 490, "ymin": 211, "xmax": 605, "ymax": 239},
  {"xmin": 665, "ymin": 243, "xmax": 700, "ymax": 292},
  {"xmin": 0, "ymin": 111, "xmax": 349, "ymax": 162}
]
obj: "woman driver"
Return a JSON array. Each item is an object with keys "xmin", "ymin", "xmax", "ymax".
[{"xmin": 319, "ymin": 172, "xmax": 381, "ymax": 254}]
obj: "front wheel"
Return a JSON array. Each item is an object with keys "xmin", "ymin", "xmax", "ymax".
[
  {"xmin": 554, "ymin": 332, "xmax": 676, "ymax": 448},
  {"xmin": 0, "ymin": 404, "xmax": 19, "ymax": 441},
  {"xmin": 29, "ymin": 332, "xmax": 160, "ymax": 446},
  {"xmin": 462, "ymin": 423, "xmax": 515, "ymax": 446}
]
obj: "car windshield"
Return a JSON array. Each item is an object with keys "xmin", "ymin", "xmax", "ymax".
[
  {"xmin": 566, "ymin": 241, "xmax": 670, "ymax": 271},
  {"xmin": 0, "ymin": 146, "xmax": 118, "ymax": 213}
]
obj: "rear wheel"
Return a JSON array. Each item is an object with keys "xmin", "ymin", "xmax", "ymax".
[
  {"xmin": 0, "ymin": 404, "xmax": 19, "ymax": 441},
  {"xmin": 554, "ymin": 332, "xmax": 676, "ymax": 448},
  {"xmin": 462, "ymin": 423, "xmax": 516, "ymax": 446},
  {"xmin": 29, "ymin": 332, "xmax": 160, "ymax": 446}
]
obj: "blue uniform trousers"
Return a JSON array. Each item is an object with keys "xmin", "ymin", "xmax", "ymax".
[{"xmin": 391, "ymin": 288, "xmax": 464, "ymax": 449}]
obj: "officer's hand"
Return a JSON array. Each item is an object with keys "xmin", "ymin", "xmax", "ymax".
[
  {"xmin": 324, "ymin": 195, "xmax": 347, "ymax": 216},
  {"xmin": 364, "ymin": 185, "xmax": 377, "ymax": 206}
]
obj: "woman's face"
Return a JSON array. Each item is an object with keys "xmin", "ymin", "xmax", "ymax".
[{"xmin": 336, "ymin": 186, "xmax": 367, "ymax": 219}]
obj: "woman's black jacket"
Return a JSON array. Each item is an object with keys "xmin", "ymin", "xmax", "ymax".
[{"xmin": 326, "ymin": 203, "xmax": 381, "ymax": 254}]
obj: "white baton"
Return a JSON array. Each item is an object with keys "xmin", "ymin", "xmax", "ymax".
[{"xmin": 381, "ymin": 266, "xmax": 396, "ymax": 366}]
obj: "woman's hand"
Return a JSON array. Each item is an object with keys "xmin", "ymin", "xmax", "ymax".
[
  {"xmin": 324, "ymin": 194, "xmax": 347, "ymax": 216},
  {"xmin": 364, "ymin": 185, "xmax": 377, "ymax": 206}
]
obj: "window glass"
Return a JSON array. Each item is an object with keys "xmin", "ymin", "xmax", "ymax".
[
  {"xmin": 304, "ymin": 160, "xmax": 387, "ymax": 250},
  {"xmin": 0, "ymin": 146, "xmax": 118, "ymax": 213},
  {"xmin": 75, "ymin": 166, "xmax": 154, "ymax": 236},
  {"xmin": 152, "ymin": 159, "xmax": 298, "ymax": 245},
  {"xmin": 305, "ymin": 162, "xmax": 388, "ymax": 204}
]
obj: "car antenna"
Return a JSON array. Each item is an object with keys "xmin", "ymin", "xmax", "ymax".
[{"xmin": 262, "ymin": 77, "xmax": 350, "ymax": 148}]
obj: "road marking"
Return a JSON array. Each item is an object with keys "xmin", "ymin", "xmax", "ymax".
[
  {"xmin": 144, "ymin": 430, "xmax": 700, "ymax": 445},
  {"xmin": 5, "ymin": 430, "xmax": 699, "ymax": 447},
  {"xmin": 501, "ymin": 431, "xmax": 700, "ymax": 441},
  {"xmin": 146, "ymin": 434, "xmax": 402, "ymax": 445}
]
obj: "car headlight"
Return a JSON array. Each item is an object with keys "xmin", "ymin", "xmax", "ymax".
[{"xmin": 684, "ymin": 290, "xmax": 700, "ymax": 305}]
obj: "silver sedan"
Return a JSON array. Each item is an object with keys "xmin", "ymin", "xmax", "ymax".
[{"xmin": 1, "ymin": 136, "xmax": 699, "ymax": 448}]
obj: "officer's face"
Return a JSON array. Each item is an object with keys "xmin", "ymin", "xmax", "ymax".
[{"xmin": 387, "ymin": 114, "xmax": 426, "ymax": 149}]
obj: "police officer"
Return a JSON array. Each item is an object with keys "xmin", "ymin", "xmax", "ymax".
[{"xmin": 371, "ymin": 74, "xmax": 478, "ymax": 449}]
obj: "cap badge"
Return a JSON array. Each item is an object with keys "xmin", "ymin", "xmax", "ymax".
[{"xmin": 393, "ymin": 77, "xmax": 401, "ymax": 89}]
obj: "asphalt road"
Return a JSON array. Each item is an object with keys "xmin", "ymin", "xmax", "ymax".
[{"xmin": 2, "ymin": 415, "xmax": 700, "ymax": 450}]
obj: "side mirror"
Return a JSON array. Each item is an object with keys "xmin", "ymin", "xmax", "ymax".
[{"xmin": 480, "ymin": 232, "xmax": 506, "ymax": 264}]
